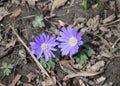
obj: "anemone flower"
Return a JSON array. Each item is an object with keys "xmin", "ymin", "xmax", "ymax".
[
  {"xmin": 30, "ymin": 33, "xmax": 58, "ymax": 61},
  {"xmin": 57, "ymin": 26, "xmax": 83, "ymax": 57}
]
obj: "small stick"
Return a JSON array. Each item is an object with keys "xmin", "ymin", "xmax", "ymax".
[
  {"xmin": 112, "ymin": 37, "xmax": 120, "ymax": 48},
  {"xmin": 10, "ymin": 25, "xmax": 50, "ymax": 78}
]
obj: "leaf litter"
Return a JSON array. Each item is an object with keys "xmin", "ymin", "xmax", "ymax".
[{"xmin": 0, "ymin": 0, "xmax": 120, "ymax": 86}]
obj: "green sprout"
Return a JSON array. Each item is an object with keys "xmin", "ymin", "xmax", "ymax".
[
  {"xmin": 1, "ymin": 62, "xmax": 14, "ymax": 76},
  {"xmin": 32, "ymin": 16, "xmax": 45, "ymax": 28},
  {"xmin": 83, "ymin": 0, "xmax": 102, "ymax": 10},
  {"xmin": 84, "ymin": 0, "xmax": 89, "ymax": 10}
]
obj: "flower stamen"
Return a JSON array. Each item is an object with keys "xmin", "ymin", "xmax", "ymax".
[
  {"xmin": 41, "ymin": 43, "xmax": 48, "ymax": 50},
  {"xmin": 69, "ymin": 37, "xmax": 77, "ymax": 46}
]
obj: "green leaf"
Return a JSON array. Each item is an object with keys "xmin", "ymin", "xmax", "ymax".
[
  {"xmin": 1, "ymin": 62, "xmax": 7, "ymax": 69},
  {"xmin": 86, "ymin": 47, "xmax": 95, "ymax": 56},
  {"xmin": 103, "ymin": 83, "xmax": 108, "ymax": 86},
  {"xmin": 76, "ymin": 52, "xmax": 88, "ymax": 65},
  {"xmin": 4, "ymin": 68, "xmax": 11, "ymax": 76},
  {"xmin": 47, "ymin": 59, "xmax": 55, "ymax": 69},
  {"xmin": 8, "ymin": 64, "xmax": 14, "ymax": 69},
  {"xmin": 32, "ymin": 16, "xmax": 45, "ymax": 28},
  {"xmin": 110, "ymin": 48, "xmax": 118, "ymax": 54}
]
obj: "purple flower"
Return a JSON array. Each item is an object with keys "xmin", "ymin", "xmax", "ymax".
[
  {"xmin": 57, "ymin": 26, "xmax": 83, "ymax": 57},
  {"xmin": 30, "ymin": 33, "xmax": 58, "ymax": 61}
]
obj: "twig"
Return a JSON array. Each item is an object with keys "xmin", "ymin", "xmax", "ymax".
[
  {"xmin": 10, "ymin": 25, "xmax": 50, "ymax": 78},
  {"xmin": 63, "ymin": 71, "xmax": 101, "ymax": 81},
  {"xmin": 112, "ymin": 37, "xmax": 120, "ymax": 48}
]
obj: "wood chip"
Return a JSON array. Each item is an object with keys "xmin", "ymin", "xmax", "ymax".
[
  {"xmin": 41, "ymin": 76, "xmax": 56, "ymax": 86},
  {"xmin": 11, "ymin": 8, "xmax": 21, "ymax": 17},
  {"xmin": 103, "ymin": 14, "xmax": 116, "ymax": 24},
  {"xmin": 91, "ymin": 61, "xmax": 105, "ymax": 72},
  {"xmin": 9, "ymin": 74, "xmax": 22, "ymax": 86},
  {"xmin": 6, "ymin": 39, "xmax": 16, "ymax": 48}
]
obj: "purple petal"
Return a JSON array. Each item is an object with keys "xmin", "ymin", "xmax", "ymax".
[
  {"xmin": 44, "ymin": 51, "xmax": 49, "ymax": 61},
  {"xmin": 36, "ymin": 50, "xmax": 43, "ymax": 59},
  {"xmin": 61, "ymin": 46, "xmax": 72, "ymax": 56},
  {"xmin": 78, "ymin": 40, "xmax": 83, "ymax": 46},
  {"xmin": 30, "ymin": 42, "xmax": 39, "ymax": 49},
  {"xmin": 77, "ymin": 32, "xmax": 82, "ymax": 40},
  {"xmin": 35, "ymin": 36, "xmax": 41, "ymax": 44}
]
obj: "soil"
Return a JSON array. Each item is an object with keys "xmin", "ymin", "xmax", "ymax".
[{"xmin": 0, "ymin": 0, "xmax": 120, "ymax": 86}]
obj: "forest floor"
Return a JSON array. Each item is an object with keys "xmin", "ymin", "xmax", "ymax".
[{"xmin": 0, "ymin": 0, "xmax": 120, "ymax": 86}]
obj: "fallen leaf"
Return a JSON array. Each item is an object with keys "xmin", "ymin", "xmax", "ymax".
[
  {"xmin": 51, "ymin": 0, "xmax": 68, "ymax": 12},
  {"xmin": 91, "ymin": 61, "xmax": 105, "ymax": 72},
  {"xmin": 0, "ymin": 7, "xmax": 10, "ymax": 21},
  {"xmin": 0, "ymin": 7, "xmax": 9, "ymax": 16},
  {"xmin": 59, "ymin": 59, "xmax": 76, "ymax": 74},
  {"xmin": 26, "ymin": 72, "xmax": 36, "ymax": 82},
  {"xmin": 41, "ymin": 77, "xmax": 56, "ymax": 86},
  {"xmin": 96, "ymin": 76, "xmax": 106, "ymax": 84},
  {"xmin": 9, "ymin": 74, "xmax": 22, "ymax": 86},
  {"xmin": 6, "ymin": 39, "xmax": 16, "ymax": 48},
  {"xmin": 103, "ymin": 14, "xmax": 116, "ymax": 24},
  {"xmin": 11, "ymin": 8, "xmax": 21, "ymax": 17}
]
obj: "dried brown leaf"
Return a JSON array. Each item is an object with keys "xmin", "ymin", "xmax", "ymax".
[
  {"xmin": 41, "ymin": 77, "xmax": 56, "ymax": 86},
  {"xmin": 91, "ymin": 61, "xmax": 105, "ymax": 72},
  {"xmin": 103, "ymin": 14, "xmax": 116, "ymax": 24},
  {"xmin": 11, "ymin": 8, "xmax": 21, "ymax": 17},
  {"xmin": 6, "ymin": 40, "xmax": 16, "ymax": 48},
  {"xmin": 52, "ymin": 0, "xmax": 68, "ymax": 12},
  {"xmin": 0, "ymin": 7, "xmax": 10, "ymax": 21},
  {"xmin": 26, "ymin": 72, "xmax": 36, "ymax": 82}
]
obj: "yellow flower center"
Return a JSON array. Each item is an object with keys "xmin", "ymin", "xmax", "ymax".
[
  {"xmin": 69, "ymin": 37, "xmax": 77, "ymax": 46},
  {"xmin": 41, "ymin": 43, "xmax": 48, "ymax": 50}
]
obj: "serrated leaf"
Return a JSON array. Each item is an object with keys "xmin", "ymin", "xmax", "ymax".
[
  {"xmin": 1, "ymin": 62, "xmax": 7, "ymax": 68},
  {"xmin": 8, "ymin": 64, "xmax": 14, "ymax": 69},
  {"xmin": 86, "ymin": 47, "xmax": 95, "ymax": 56},
  {"xmin": 4, "ymin": 69, "xmax": 11, "ymax": 76},
  {"xmin": 32, "ymin": 16, "xmax": 45, "ymax": 28},
  {"xmin": 47, "ymin": 59, "xmax": 55, "ymax": 69},
  {"xmin": 76, "ymin": 53, "xmax": 88, "ymax": 65}
]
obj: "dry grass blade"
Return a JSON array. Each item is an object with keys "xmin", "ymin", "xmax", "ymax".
[
  {"xmin": 63, "ymin": 72, "xmax": 101, "ymax": 81},
  {"xmin": 10, "ymin": 25, "xmax": 50, "ymax": 78}
]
